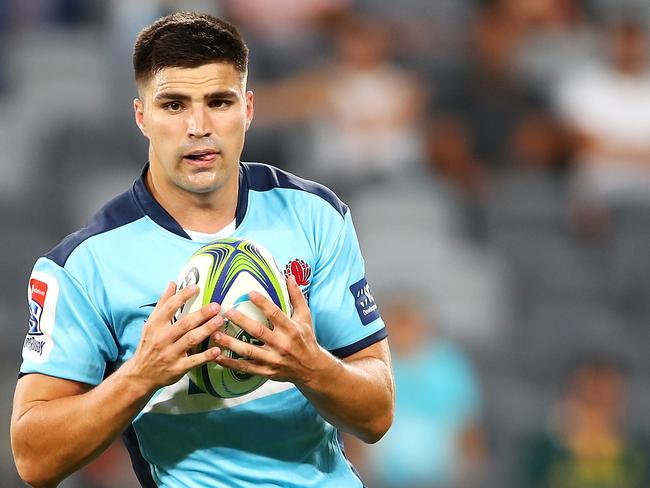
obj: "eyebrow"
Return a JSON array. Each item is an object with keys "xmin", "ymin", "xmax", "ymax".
[{"xmin": 154, "ymin": 90, "xmax": 238, "ymax": 102}]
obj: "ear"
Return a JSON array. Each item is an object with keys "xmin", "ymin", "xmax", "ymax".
[
  {"xmin": 245, "ymin": 90, "xmax": 254, "ymax": 132},
  {"xmin": 134, "ymin": 98, "xmax": 148, "ymax": 138}
]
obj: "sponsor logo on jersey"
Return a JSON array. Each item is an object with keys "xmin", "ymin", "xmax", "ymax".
[
  {"xmin": 284, "ymin": 259, "xmax": 311, "ymax": 300},
  {"xmin": 23, "ymin": 335, "xmax": 46, "ymax": 355},
  {"xmin": 23, "ymin": 271, "xmax": 58, "ymax": 363},
  {"xmin": 28, "ymin": 279, "xmax": 48, "ymax": 335},
  {"xmin": 349, "ymin": 277, "xmax": 380, "ymax": 325}
]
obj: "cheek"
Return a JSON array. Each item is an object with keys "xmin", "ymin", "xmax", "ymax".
[
  {"xmin": 216, "ymin": 111, "xmax": 247, "ymax": 138},
  {"xmin": 152, "ymin": 115, "xmax": 183, "ymax": 136},
  {"xmin": 149, "ymin": 118, "xmax": 184, "ymax": 147}
]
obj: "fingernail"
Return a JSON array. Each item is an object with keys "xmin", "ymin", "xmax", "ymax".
[
  {"xmin": 188, "ymin": 284, "xmax": 198, "ymax": 292},
  {"xmin": 214, "ymin": 332, "xmax": 222, "ymax": 341},
  {"xmin": 209, "ymin": 303, "xmax": 219, "ymax": 313}
]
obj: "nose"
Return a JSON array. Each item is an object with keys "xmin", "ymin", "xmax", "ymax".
[{"xmin": 187, "ymin": 106, "xmax": 211, "ymax": 138}]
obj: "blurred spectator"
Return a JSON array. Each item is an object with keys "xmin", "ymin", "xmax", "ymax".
[
  {"xmin": 554, "ymin": 19, "xmax": 650, "ymax": 231},
  {"xmin": 354, "ymin": 0, "xmax": 475, "ymax": 74},
  {"xmin": 438, "ymin": 2, "xmax": 545, "ymax": 170},
  {"xmin": 510, "ymin": 0, "xmax": 600, "ymax": 91},
  {"xmin": 344, "ymin": 297, "xmax": 486, "ymax": 488},
  {"xmin": 426, "ymin": 114, "xmax": 488, "ymax": 202},
  {"xmin": 508, "ymin": 108, "xmax": 569, "ymax": 175},
  {"xmin": 252, "ymin": 14, "xmax": 428, "ymax": 200},
  {"xmin": 425, "ymin": 114, "xmax": 488, "ymax": 239},
  {"xmin": 519, "ymin": 357, "xmax": 650, "ymax": 488},
  {"xmin": 220, "ymin": 0, "xmax": 352, "ymax": 166}
]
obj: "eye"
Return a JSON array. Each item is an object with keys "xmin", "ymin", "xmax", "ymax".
[
  {"xmin": 163, "ymin": 101, "xmax": 183, "ymax": 112},
  {"xmin": 209, "ymin": 99, "xmax": 233, "ymax": 109}
]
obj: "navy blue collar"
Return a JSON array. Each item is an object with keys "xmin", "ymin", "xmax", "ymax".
[{"xmin": 131, "ymin": 162, "xmax": 249, "ymax": 239}]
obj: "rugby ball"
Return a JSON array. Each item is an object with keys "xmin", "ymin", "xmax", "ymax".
[{"xmin": 173, "ymin": 237, "xmax": 291, "ymax": 398}]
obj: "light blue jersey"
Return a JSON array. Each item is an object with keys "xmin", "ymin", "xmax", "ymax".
[{"xmin": 20, "ymin": 162, "xmax": 386, "ymax": 487}]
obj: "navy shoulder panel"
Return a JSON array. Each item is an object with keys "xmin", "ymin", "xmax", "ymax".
[
  {"xmin": 241, "ymin": 162, "xmax": 348, "ymax": 217},
  {"xmin": 46, "ymin": 186, "xmax": 144, "ymax": 267}
]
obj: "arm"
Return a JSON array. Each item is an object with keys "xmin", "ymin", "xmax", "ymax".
[
  {"xmin": 213, "ymin": 275, "xmax": 395, "ymax": 444},
  {"xmin": 250, "ymin": 70, "xmax": 328, "ymax": 126},
  {"xmin": 576, "ymin": 131, "xmax": 650, "ymax": 166},
  {"xmin": 11, "ymin": 283, "xmax": 223, "ymax": 488},
  {"xmin": 12, "ymin": 372, "xmax": 150, "ymax": 488},
  {"xmin": 298, "ymin": 338, "xmax": 394, "ymax": 444}
]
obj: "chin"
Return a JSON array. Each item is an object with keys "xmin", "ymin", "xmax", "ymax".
[{"xmin": 178, "ymin": 175, "xmax": 224, "ymax": 194}]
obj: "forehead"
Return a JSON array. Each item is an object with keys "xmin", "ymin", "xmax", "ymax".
[{"xmin": 143, "ymin": 63, "xmax": 244, "ymax": 96}]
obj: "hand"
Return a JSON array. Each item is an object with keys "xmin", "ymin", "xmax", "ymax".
[
  {"xmin": 123, "ymin": 282, "xmax": 224, "ymax": 393},
  {"xmin": 212, "ymin": 276, "xmax": 333, "ymax": 387}
]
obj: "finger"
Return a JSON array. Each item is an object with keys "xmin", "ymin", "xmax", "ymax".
[
  {"xmin": 286, "ymin": 275, "xmax": 309, "ymax": 322},
  {"xmin": 150, "ymin": 282, "xmax": 176, "ymax": 316},
  {"xmin": 214, "ymin": 356, "xmax": 274, "ymax": 378},
  {"xmin": 170, "ymin": 302, "xmax": 221, "ymax": 342},
  {"xmin": 159, "ymin": 284, "xmax": 199, "ymax": 322},
  {"xmin": 180, "ymin": 346, "xmax": 221, "ymax": 370},
  {"xmin": 222, "ymin": 308, "xmax": 275, "ymax": 346},
  {"xmin": 174, "ymin": 313, "xmax": 224, "ymax": 352},
  {"xmin": 247, "ymin": 292, "xmax": 291, "ymax": 330},
  {"xmin": 212, "ymin": 329, "xmax": 276, "ymax": 364}
]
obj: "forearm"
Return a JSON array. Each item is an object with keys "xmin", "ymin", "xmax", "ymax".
[
  {"xmin": 297, "ymin": 347, "xmax": 394, "ymax": 444},
  {"xmin": 12, "ymin": 365, "xmax": 152, "ymax": 487},
  {"xmin": 578, "ymin": 134, "xmax": 650, "ymax": 165}
]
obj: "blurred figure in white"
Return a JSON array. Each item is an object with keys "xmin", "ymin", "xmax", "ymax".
[
  {"xmin": 510, "ymin": 0, "xmax": 599, "ymax": 91},
  {"xmin": 554, "ymin": 19, "xmax": 650, "ymax": 227},
  {"xmin": 252, "ymin": 14, "xmax": 427, "ymax": 199}
]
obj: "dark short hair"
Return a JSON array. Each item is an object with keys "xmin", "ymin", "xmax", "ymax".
[{"xmin": 133, "ymin": 11, "xmax": 248, "ymax": 86}]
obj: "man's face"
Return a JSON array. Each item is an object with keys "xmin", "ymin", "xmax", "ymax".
[{"xmin": 134, "ymin": 62, "xmax": 253, "ymax": 195}]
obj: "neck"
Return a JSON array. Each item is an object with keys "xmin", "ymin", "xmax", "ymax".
[{"xmin": 145, "ymin": 167, "xmax": 239, "ymax": 234}]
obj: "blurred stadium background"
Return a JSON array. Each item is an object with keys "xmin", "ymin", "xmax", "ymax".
[{"xmin": 3, "ymin": 0, "xmax": 650, "ymax": 487}]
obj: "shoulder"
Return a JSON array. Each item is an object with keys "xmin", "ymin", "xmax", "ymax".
[
  {"xmin": 241, "ymin": 162, "xmax": 348, "ymax": 218},
  {"xmin": 45, "ymin": 185, "xmax": 144, "ymax": 268}
]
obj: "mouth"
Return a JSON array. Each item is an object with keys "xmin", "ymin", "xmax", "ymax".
[{"xmin": 183, "ymin": 149, "xmax": 219, "ymax": 164}]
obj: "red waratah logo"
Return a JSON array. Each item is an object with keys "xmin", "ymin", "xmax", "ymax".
[{"xmin": 284, "ymin": 259, "xmax": 311, "ymax": 286}]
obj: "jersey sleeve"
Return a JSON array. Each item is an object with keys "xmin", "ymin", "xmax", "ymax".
[
  {"xmin": 309, "ymin": 209, "xmax": 386, "ymax": 357},
  {"xmin": 20, "ymin": 256, "xmax": 118, "ymax": 385}
]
